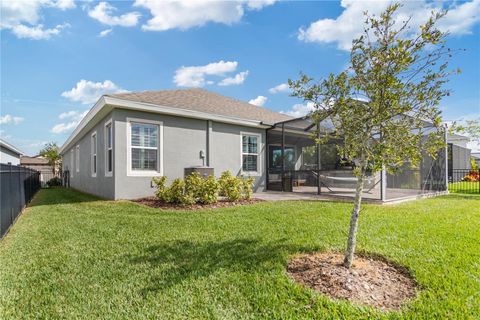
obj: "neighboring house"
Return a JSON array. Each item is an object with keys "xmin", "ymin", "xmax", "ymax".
[
  {"xmin": 60, "ymin": 89, "xmax": 290, "ymax": 199},
  {"xmin": 447, "ymin": 133, "xmax": 472, "ymax": 181},
  {"xmin": 0, "ymin": 139, "xmax": 23, "ymax": 165},
  {"xmin": 20, "ymin": 155, "xmax": 57, "ymax": 186}
]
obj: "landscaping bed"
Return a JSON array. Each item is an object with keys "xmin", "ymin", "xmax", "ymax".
[
  {"xmin": 133, "ymin": 196, "xmax": 263, "ymax": 210},
  {"xmin": 287, "ymin": 252, "xmax": 417, "ymax": 311}
]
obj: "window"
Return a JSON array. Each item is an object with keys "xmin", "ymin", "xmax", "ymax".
[
  {"xmin": 91, "ymin": 132, "xmax": 97, "ymax": 177},
  {"xmin": 241, "ymin": 133, "xmax": 260, "ymax": 173},
  {"xmin": 76, "ymin": 145, "xmax": 80, "ymax": 173},
  {"xmin": 269, "ymin": 145, "xmax": 295, "ymax": 170},
  {"xmin": 105, "ymin": 120, "xmax": 113, "ymax": 176},
  {"xmin": 70, "ymin": 149, "xmax": 74, "ymax": 177},
  {"xmin": 127, "ymin": 118, "xmax": 163, "ymax": 176}
]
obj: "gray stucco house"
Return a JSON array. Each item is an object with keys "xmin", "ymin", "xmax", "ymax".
[
  {"xmin": 60, "ymin": 89, "xmax": 290, "ymax": 199},
  {"xmin": 0, "ymin": 138, "xmax": 23, "ymax": 165}
]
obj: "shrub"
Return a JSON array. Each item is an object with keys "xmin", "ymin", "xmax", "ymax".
[
  {"xmin": 463, "ymin": 170, "xmax": 480, "ymax": 182},
  {"xmin": 218, "ymin": 171, "xmax": 242, "ymax": 201},
  {"xmin": 184, "ymin": 172, "xmax": 204, "ymax": 200},
  {"xmin": 163, "ymin": 178, "xmax": 189, "ymax": 204},
  {"xmin": 46, "ymin": 177, "xmax": 62, "ymax": 187},
  {"xmin": 240, "ymin": 176, "xmax": 255, "ymax": 200},
  {"xmin": 152, "ymin": 176, "xmax": 167, "ymax": 199},
  {"xmin": 198, "ymin": 175, "xmax": 219, "ymax": 204}
]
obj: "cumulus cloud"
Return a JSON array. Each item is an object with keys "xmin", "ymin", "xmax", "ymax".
[
  {"xmin": 174, "ymin": 60, "xmax": 245, "ymax": 87},
  {"xmin": 51, "ymin": 110, "xmax": 88, "ymax": 134},
  {"xmin": 218, "ymin": 71, "xmax": 249, "ymax": 86},
  {"xmin": 134, "ymin": 0, "xmax": 276, "ymax": 31},
  {"xmin": 0, "ymin": 0, "xmax": 74, "ymax": 40},
  {"xmin": 88, "ymin": 2, "xmax": 141, "ymax": 27},
  {"xmin": 249, "ymin": 95, "xmax": 268, "ymax": 107},
  {"xmin": 0, "ymin": 114, "xmax": 25, "ymax": 125},
  {"xmin": 280, "ymin": 102, "xmax": 315, "ymax": 117},
  {"xmin": 11, "ymin": 23, "xmax": 69, "ymax": 40},
  {"xmin": 61, "ymin": 80, "xmax": 129, "ymax": 104},
  {"xmin": 99, "ymin": 28, "xmax": 113, "ymax": 37},
  {"xmin": 299, "ymin": 0, "xmax": 480, "ymax": 50},
  {"xmin": 269, "ymin": 83, "xmax": 290, "ymax": 94}
]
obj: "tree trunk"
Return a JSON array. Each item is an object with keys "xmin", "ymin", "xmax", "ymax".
[{"xmin": 343, "ymin": 171, "xmax": 365, "ymax": 268}]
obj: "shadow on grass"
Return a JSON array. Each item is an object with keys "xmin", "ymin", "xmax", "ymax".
[
  {"xmin": 28, "ymin": 188, "xmax": 102, "ymax": 207},
  {"xmin": 444, "ymin": 193, "xmax": 480, "ymax": 201},
  {"xmin": 129, "ymin": 238, "xmax": 306, "ymax": 294}
]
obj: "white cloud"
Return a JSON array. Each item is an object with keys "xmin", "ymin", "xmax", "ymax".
[
  {"xmin": 61, "ymin": 80, "xmax": 129, "ymax": 104},
  {"xmin": 173, "ymin": 60, "xmax": 239, "ymax": 87},
  {"xmin": 134, "ymin": 0, "xmax": 276, "ymax": 31},
  {"xmin": 269, "ymin": 83, "xmax": 290, "ymax": 94},
  {"xmin": 218, "ymin": 71, "xmax": 249, "ymax": 86},
  {"xmin": 51, "ymin": 110, "xmax": 88, "ymax": 134},
  {"xmin": 249, "ymin": 95, "xmax": 268, "ymax": 107},
  {"xmin": 89, "ymin": 2, "xmax": 140, "ymax": 27},
  {"xmin": 99, "ymin": 28, "xmax": 113, "ymax": 37},
  {"xmin": 298, "ymin": 0, "xmax": 480, "ymax": 51},
  {"xmin": 0, "ymin": 114, "xmax": 25, "ymax": 125},
  {"xmin": 11, "ymin": 23, "xmax": 69, "ymax": 40},
  {"xmin": 0, "ymin": 0, "xmax": 74, "ymax": 40},
  {"xmin": 280, "ymin": 102, "xmax": 315, "ymax": 117}
]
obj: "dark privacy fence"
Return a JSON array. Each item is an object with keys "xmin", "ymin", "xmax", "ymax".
[
  {"xmin": 449, "ymin": 169, "xmax": 480, "ymax": 194},
  {"xmin": 1, "ymin": 163, "xmax": 41, "ymax": 238}
]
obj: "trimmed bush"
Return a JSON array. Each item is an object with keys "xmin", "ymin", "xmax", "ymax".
[
  {"xmin": 152, "ymin": 176, "xmax": 167, "ymax": 199},
  {"xmin": 240, "ymin": 176, "xmax": 255, "ymax": 200},
  {"xmin": 198, "ymin": 175, "xmax": 219, "ymax": 204},
  {"xmin": 218, "ymin": 171, "xmax": 242, "ymax": 202},
  {"xmin": 46, "ymin": 177, "xmax": 62, "ymax": 187},
  {"xmin": 184, "ymin": 172, "xmax": 204, "ymax": 200}
]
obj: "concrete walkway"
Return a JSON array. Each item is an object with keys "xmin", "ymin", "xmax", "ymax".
[{"xmin": 253, "ymin": 191, "xmax": 356, "ymax": 202}]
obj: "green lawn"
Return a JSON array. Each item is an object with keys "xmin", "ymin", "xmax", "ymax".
[
  {"xmin": 449, "ymin": 181, "xmax": 480, "ymax": 194},
  {"xmin": 1, "ymin": 189, "xmax": 479, "ymax": 319}
]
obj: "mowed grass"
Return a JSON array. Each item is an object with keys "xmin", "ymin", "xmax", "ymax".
[
  {"xmin": 449, "ymin": 181, "xmax": 480, "ymax": 194},
  {"xmin": 0, "ymin": 189, "xmax": 479, "ymax": 319}
]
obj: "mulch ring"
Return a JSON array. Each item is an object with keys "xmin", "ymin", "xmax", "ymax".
[
  {"xmin": 132, "ymin": 197, "xmax": 264, "ymax": 210},
  {"xmin": 287, "ymin": 252, "xmax": 418, "ymax": 311}
]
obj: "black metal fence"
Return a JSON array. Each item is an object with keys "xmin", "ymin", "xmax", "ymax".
[
  {"xmin": 1, "ymin": 163, "xmax": 41, "ymax": 238},
  {"xmin": 449, "ymin": 169, "xmax": 480, "ymax": 194}
]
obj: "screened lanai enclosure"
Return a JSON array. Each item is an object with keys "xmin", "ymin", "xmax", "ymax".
[{"xmin": 265, "ymin": 115, "xmax": 448, "ymax": 202}]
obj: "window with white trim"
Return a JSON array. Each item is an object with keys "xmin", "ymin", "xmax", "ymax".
[
  {"xmin": 91, "ymin": 132, "xmax": 97, "ymax": 177},
  {"xmin": 130, "ymin": 122, "xmax": 159, "ymax": 171},
  {"xmin": 105, "ymin": 121, "xmax": 113, "ymax": 175},
  {"xmin": 242, "ymin": 134, "xmax": 259, "ymax": 173},
  {"xmin": 76, "ymin": 145, "xmax": 80, "ymax": 173}
]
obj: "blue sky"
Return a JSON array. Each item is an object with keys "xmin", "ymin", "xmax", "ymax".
[{"xmin": 1, "ymin": 0, "xmax": 479, "ymax": 155}]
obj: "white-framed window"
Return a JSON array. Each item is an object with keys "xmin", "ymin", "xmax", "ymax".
[
  {"xmin": 70, "ymin": 149, "xmax": 74, "ymax": 177},
  {"xmin": 76, "ymin": 145, "xmax": 80, "ymax": 173},
  {"xmin": 241, "ymin": 132, "xmax": 261, "ymax": 175},
  {"xmin": 91, "ymin": 131, "xmax": 97, "ymax": 177},
  {"xmin": 126, "ymin": 118, "xmax": 163, "ymax": 176},
  {"xmin": 105, "ymin": 119, "xmax": 113, "ymax": 177}
]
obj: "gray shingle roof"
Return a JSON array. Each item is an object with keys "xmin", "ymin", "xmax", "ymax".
[{"xmin": 109, "ymin": 88, "xmax": 291, "ymax": 124}]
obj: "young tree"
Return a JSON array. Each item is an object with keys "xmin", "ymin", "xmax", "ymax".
[
  {"xmin": 39, "ymin": 142, "xmax": 61, "ymax": 176},
  {"xmin": 289, "ymin": 4, "xmax": 457, "ymax": 268}
]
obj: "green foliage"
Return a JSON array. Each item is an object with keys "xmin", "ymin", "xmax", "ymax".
[
  {"xmin": 218, "ymin": 171, "xmax": 242, "ymax": 201},
  {"xmin": 289, "ymin": 3, "xmax": 454, "ymax": 177},
  {"xmin": 240, "ymin": 176, "xmax": 255, "ymax": 200},
  {"xmin": 152, "ymin": 173, "xmax": 220, "ymax": 205},
  {"xmin": 46, "ymin": 177, "xmax": 62, "ymax": 187},
  {"xmin": 152, "ymin": 176, "xmax": 167, "ymax": 199},
  {"xmin": 39, "ymin": 142, "xmax": 61, "ymax": 175},
  {"xmin": 198, "ymin": 175, "xmax": 219, "ymax": 204}
]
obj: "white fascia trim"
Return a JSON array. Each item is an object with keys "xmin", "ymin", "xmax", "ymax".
[{"xmin": 240, "ymin": 131, "xmax": 262, "ymax": 177}]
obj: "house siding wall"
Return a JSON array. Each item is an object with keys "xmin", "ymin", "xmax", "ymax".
[
  {"xmin": 210, "ymin": 122, "xmax": 266, "ymax": 192},
  {"xmin": 62, "ymin": 112, "xmax": 115, "ymax": 199},
  {"xmin": 113, "ymin": 109, "xmax": 209, "ymax": 200},
  {"xmin": 0, "ymin": 147, "xmax": 21, "ymax": 165}
]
